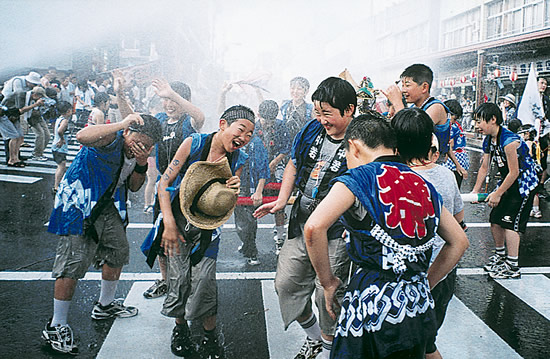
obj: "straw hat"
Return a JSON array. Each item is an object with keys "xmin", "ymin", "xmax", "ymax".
[
  {"xmin": 180, "ymin": 158, "xmax": 237, "ymax": 230},
  {"xmin": 499, "ymin": 94, "xmax": 516, "ymax": 107}
]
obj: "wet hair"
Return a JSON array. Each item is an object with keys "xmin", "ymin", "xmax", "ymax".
[
  {"xmin": 94, "ymin": 92, "xmax": 110, "ymax": 106},
  {"xmin": 56, "ymin": 101, "xmax": 72, "ymax": 115},
  {"xmin": 508, "ymin": 118, "xmax": 522, "ymax": 133},
  {"xmin": 221, "ymin": 105, "xmax": 255, "ymax": 125},
  {"xmin": 77, "ymin": 79, "xmax": 88, "ymax": 90},
  {"xmin": 444, "ymin": 99, "xmax": 463, "ymax": 118},
  {"xmin": 128, "ymin": 114, "xmax": 162, "ymax": 143},
  {"xmin": 391, "ymin": 107, "xmax": 434, "ymax": 163},
  {"xmin": 311, "ymin": 77, "xmax": 357, "ymax": 117},
  {"xmin": 45, "ymin": 87, "xmax": 57, "ymax": 99},
  {"xmin": 344, "ymin": 110, "xmax": 396, "ymax": 151},
  {"xmin": 474, "ymin": 103, "xmax": 502, "ymax": 125},
  {"xmin": 259, "ymin": 100, "xmax": 279, "ymax": 120},
  {"xmin": 400, "ymin": 64, "xmax": 434, "ymax": 91},
  {"xmin": 170, "ymin": 81, "xmax": 191, "ymax": 101},
  {"xmin": 290, "ymin": 76, "xmax": 310, "ymax": 92}
]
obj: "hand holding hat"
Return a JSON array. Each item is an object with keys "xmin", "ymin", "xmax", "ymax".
[{"xmin": 180, "ymin": 158, "xmax": 238, "ymax": 230}]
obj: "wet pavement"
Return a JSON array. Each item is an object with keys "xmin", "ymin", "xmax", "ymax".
[{"xmin": 1, "ymin": 134, "xmax": 550, "ymax": 358}]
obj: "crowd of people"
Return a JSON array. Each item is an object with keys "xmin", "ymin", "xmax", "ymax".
[{"xmin": 0, "ymin": 62, "xmax": 549, "ymax": 359}]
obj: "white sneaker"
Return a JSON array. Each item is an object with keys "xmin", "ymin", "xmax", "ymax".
[
  {"xmin": 530, "ymin": 209, "xmax": 542, "ymax": 218},
  {"xmin": 42, "ymin": 320, "xmax": 78, "ymax": 355}
]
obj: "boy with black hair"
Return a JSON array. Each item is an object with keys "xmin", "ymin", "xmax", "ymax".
[
  {"xmin": 518, "ymin": 124, "xmax": 544, "ymax": 218},
  {"xmin": 254, "ymin": 77, "xmax": 355, "ymax": 359},
  {"xmin": 472, "ymin": 103, "xmax": 540, "ymax": 279},
  {"xmin": 256, "ymin": 99, "xmax": 291, "ymax": 254},
  {"xmin": 281, "ymin": 76, "xmax": 314, "ymax": 142},
  {"xmin": 384, "ymin": 64, "xmax": 459, "ymax": 168},
  {"xmin": 157, "ymin": 105, "xmax": 254, "ymax": 358},
  {"xmin": 43, "ymin": 113, "xmax": 162, "ymax": 355},
  {"xmin": 392, "ymin": 108, "xmax": 466, "ymax": 359},
  {"xmin": 443, "ymin": 99, "xmax": 470, "ymax": 188},
  {"xmin": 305, "ymin": 112, "xmax": 468, "ymax": 359},
  {"xmin": 51, "ymin": 101, "xmax": 72, "ymax": 193}
]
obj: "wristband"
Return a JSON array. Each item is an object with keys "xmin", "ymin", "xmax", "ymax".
[{"xmin": 134, "ymin": 163, "xmax": 148, "ymax": 174}]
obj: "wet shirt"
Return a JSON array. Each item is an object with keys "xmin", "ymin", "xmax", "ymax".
[
  {"xmin": 421, "ymin": 97, "xmax": 451, "ymax": 156},
  {"xmin": 280, "ymin": 100, "xmax": 313, "ymax": 142},
  {"xmin": 254, "ymin": 119, "xmax": 290, "ymax": 163},
  {"xmin": 156, "ymin": 112, "xmax": 196, "ymax": 174},
  {"xmin": 51, "ymin": 116, "xmax": 69, "ymax": 153},
  {"xmin": 48, "ymin": 131, "xmax": 131, "ymax": 235},
  {"xmin": 483, "ymin": 126, "xmax": 539, "ymax": 197}
]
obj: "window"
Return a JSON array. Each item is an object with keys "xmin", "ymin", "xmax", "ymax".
[
  {"xmin": 486, "ymin": 0, "xmax": 547, "ymax": 39},
  {"xmin": 441, "ymin": 7, "xmax": 481, "ymax": 50}
]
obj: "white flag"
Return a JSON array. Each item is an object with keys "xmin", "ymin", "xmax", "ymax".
[{"xmin": 516, "ymin": 62, "xmax": 544, "ymax": 139}]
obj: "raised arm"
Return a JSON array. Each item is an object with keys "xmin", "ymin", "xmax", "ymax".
[
  {"xmin": 76, "ymin": 113, "xmax": 144, "ymax": 147},
  {"xmin": 152, "ymin": 78, "xmax": 205, "ymax": 131},
  {"xmin": 112, "ymin": 69, "xmax": 134, "ymax": 120}
]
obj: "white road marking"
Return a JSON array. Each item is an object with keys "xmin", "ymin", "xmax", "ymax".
[
  {"xmin": 0, "ymin": 174, "xmax": 41, "ymax": 183},
  {"xmin": 495, "ymin": 274, "xmax": 550, "ymax": 321},
  {"xmin": 437, "ymin": 296, "xmax": 522, "ymax": 358},
  {"xmin": 1, "ymin": 269, "xmax": 550, "ymax": 281}
]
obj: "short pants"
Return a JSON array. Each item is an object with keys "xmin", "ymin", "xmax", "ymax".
[
  {"xmin": 0, "ymin": 116, "xmax": 23, "ymax": 139},
  {"xmin": 51, "ymin": 204, "xmax": 129, "ymax": 280},
  {"xmin": 275, "ymin": 229, "xmax": 350, "ymax": 335},
  {"xmin": 52, "ymin": 151, "xmax": 67, "ymax": 164},
  {"xmin": 489, "ymin": 187, "xmax": 535, "ymax": 233}
]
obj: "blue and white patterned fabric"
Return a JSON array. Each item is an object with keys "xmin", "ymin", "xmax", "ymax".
[
  {"xmin": 443, "ymin": 122, "xmax": 470, "ymax": 171},
  {"xmin": 483, "ymin": 127, "xmax": 539, "ymax": 198},
  {"xmin": 48, "ymin": 132, "xmax": 128, "ymax": 235},
  {"xmin": 330, "ymin": 158, "xmax": 440, "ymax": 358}
]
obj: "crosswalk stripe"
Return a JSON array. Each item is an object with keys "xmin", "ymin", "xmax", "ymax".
[
  {"xmin": 262, "ymin": 280, "xmax": 308, "ymax": 359},
  {"xmin": 495, "ymin": 274, "xmax": 550, "ymax": 321},
  {"xmin": 437, "ymin": 296, "xmax": 522, "ymax": 358},
  {"xmin": 0, "ymin": 164, "xmax": 56, "ymax": 174},
  {"xmin": 96, "ymin": 281, "xmax": 525, "ymax": 359},
  {"xmin": 96, "ymin": 282, "xmax": 175, "ymax": 358},
  {"xmin": 2, "ymin": 270, "xmax": 550, "ymax": 281},
  {"xmin": 0, "ymin": 174, "xmax": 41, "ymax": 183}
]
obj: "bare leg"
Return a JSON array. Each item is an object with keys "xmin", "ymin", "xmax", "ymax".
[
  {"xmin": 504, "ymin": 229, "xmax": 520, "ymax": 258},
  {"xmin": 426, "ymin": 349, "xmax": 443, "ymax": 359},
  {"xmin": 54, "ymin": 277, "xmax": 78, "ymax": 301},
  {"xmin": 490, "ymin": 223, "xmax": 506, "ymax": 249},
  {"xmin": 159, "ymin": 255, "xmax": 167, "ymax": 281},
  {"xmin": 54, "ymin": 161, "xmax": 66, "ymax": 190},
  {"xmin": 102, "ymin": 263, "xmax": 122, "ymax": 281}
]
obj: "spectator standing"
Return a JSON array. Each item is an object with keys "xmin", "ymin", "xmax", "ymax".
[
  {"xmin": 499, "ymin": 93, "xmax": 517, "ymax": 128},
  {"xmin": 443, "ymin": 99, "xmax": 470, "ymax": 188},
  {"xmin": 51, "ymin": 101, "xmax": 72, "ymax": 193}
]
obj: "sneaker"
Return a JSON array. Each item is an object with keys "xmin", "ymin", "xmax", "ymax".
[
  {"xmin": 483, "ymin": 254, "xmax": 504, "ymax": 272},
  {"xmin": 91, "ymin": 298, "xmax": 138, "ymax": 320},
  {"xmin": 42, "ymin": 320, "xmax": 78, "ymax": 355},
  {"xmin": 489, "ymin": 261, "xmax": 521, "ymax": 279},
  {"xmin": 31, "ymin": 155, "xmax": 48, "ymax": 161},
  {"xmin": 171, "ymin": 322, "xmax": 198, "ymax": 358},
  {"xmin": 198, "ymin": 335, "xmax": 224, "ymax": 359},
  {"xmin": 143, "ymin": 279, "xmax": 168, "ymax": 299},
  {"xmin": 294, "ymin": 337, "xmax": 323, "ymax": 359},
  {"xmin": 246, "ymin": 256, "xmax": 260, "ymax": 266},
  {"xmin": 530, "ymin": 209, "xmax": 542, "ymax": 218}
]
